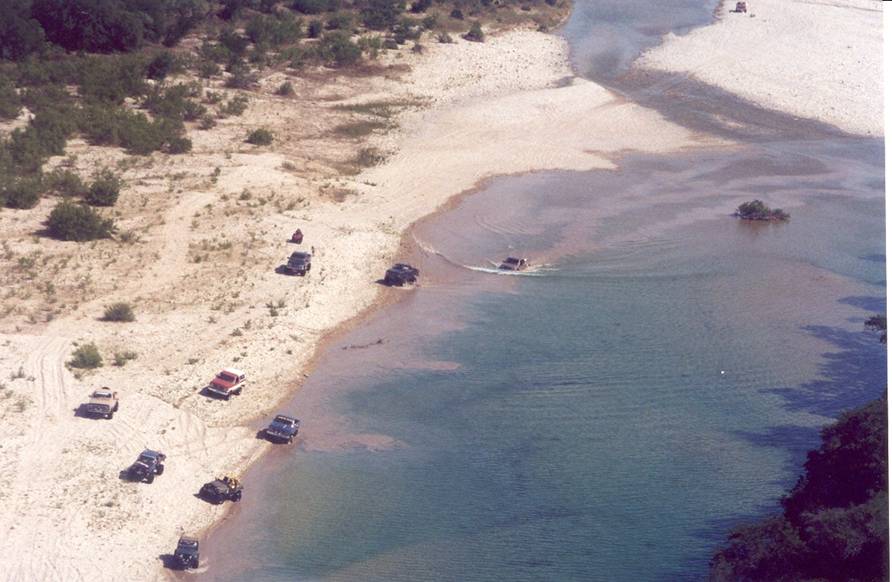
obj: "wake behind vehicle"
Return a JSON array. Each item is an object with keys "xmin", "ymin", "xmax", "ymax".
[
  {"xmin": 199, "ymin": 476, "xmax": 243, "ymax": 504},
  {"xmin": 499, "ymin": 257, "xmax": 528, "ymax": 271},
  {"xmin": 263, "ymin": 414, "xmax": 300, "ymax": 443},
  {"xmin": 204, "ymin": 368, "xmax": 246, "ymax": 400},
  {"xmin": 384, "ymin": 263, "xmax": 419, "ymax": 286},
  {"xmin": 80, "ymin": 388, "xmax": 119, "ymax": 419},
  {"xmin": 125, "ymin": 449, "xmax": 166, "ymax": 483},
  {"xmin": 172, "ymin": 536, "xmax": 200, "ymax": 570},
  {"xmin": 277, "ymin": 251, "xmax": 312, "ymax": 276}
]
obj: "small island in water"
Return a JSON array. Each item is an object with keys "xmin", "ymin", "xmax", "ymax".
[{"xmin": 734, "ymin": 200, "xmax": 790, "ymax": 222}]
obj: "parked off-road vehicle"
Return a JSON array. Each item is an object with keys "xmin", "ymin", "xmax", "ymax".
[
  {"xmin": 263, "ymin": 414, "xmax": 301, "ymax": 443},
  {"xmin": 277, "ymin": 251, "xmax": 312, "ymax": 276},
  {"xmin": 384, "ymin": 263, "xmax": 419, "ymax": 286},
  {"xmin": 204, "ymin": 368, "xmax": 246, "ymax": 400},
  {"xmin": 499, "ymin": 257, "xmax": 528, "ymax": 271},
  {"xmin": 172, "ymin": 536, "xmax": 200, "ymax": 570},
  {"xmin": 80, "ymin": 388, "xmax": 119, "ymax": 419},
  {"xmin": 126, "ymin": 449, "xmax": 166, "ymax": 483},
  {"xmin": 199, "ymin": 476, "xmax": 243, "ymax": 504}
]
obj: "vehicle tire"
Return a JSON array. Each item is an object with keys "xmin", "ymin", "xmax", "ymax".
[
  {"xmin": 191, "ymin": 557, "xmax": 199, "ymax": 569},
  {"xmin": 106, "ymin": 412, "xmax": 113, "ymax": 419},
  {"xmin": 234, "ymin": 387, "xmax": 242, "ymax": 395},
  {"xmin": 157, "ymin": 464, "xmax": 165, "ymax": 475},
  {"xmin": 288, "ymin": 436, "xmax": 294, "ymax": 444},
  {"xmin": 234, "ymin": 491, "xmax": 242, "ymax": 502},
  {"xmin": 146, "ymin": 473, "xmax": 155, "ymax": 484},
  {"xmin": 114, "ymin": 402, "xmax": 119, "ymax": 412}
]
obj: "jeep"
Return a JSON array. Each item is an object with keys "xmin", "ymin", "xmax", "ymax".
[
  {"xmin": 199, "ymin": 476, "xmax": 243, "ymax": 504},
  {"xmin": 204, "ymin": 368, "xmax": 246, "ymax": 400},
  {"xmin": 384, "ymin": 263, "xmax": 419, "ymax": 286},
  {"xmin": 277, "ymin": 251, "xmax": 312, "ymax": 276},
  {"xmin": 126, "ymin": 449, "xmax": 166, "ymax": 483},
  {"xmin": 263, "ymin": 414, "xmax": 300, "ymax": 443},
  {"xmin": 81, "ymin": 388, "xmax": 119, "ymax": 419},
  {"xmin": 499, "ymin": 257, "xmax": 528, "ymax": 271},
  {"xmin": 172, "ymin": 536, "xmax": 200, "ymax": 570}
]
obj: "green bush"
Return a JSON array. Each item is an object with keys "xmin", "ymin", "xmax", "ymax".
[
  {"xmin": 46, "ymin": 200, "xmax": 115, "ymax": 241},
  {"xmin": 246, "ymin": 128, "xmax": 274, "ymax": 145},
  {"xmin": 245, "ymin": 12, "xmax": 303, "ymax": 47},
  {"xmin": 293, "ymin": 0, "xmax": 337, "ymax": 14},
  {"xmin": 4, "ymin": 177, "xmax": 42, "ymax": 209},
  {"xmin": 219, "ymin": 95, "xmax": 249, "ymax": 117},
  {"xmin": 197, "ymin": 59, "xmax": 221, "ymax": 78},
  {"xmin": 146, "ymin": 52, "xmax": 181, "ymax": 81},
  {"xmin": 68, "ymin": 342, "xmax": 102, "ymax": 369},
  {"xmin": 101, "ymin": 302, "xmax": 135, "ymax": 322},
  {"xmin": 464, "ymin": 21, "xmax": 485, "ymax": 42},
  {"xmin": 307, "ymin": 20, "xmax": 323, "ymax": 38},
  {"xmin": 0, "ymin": 77, "xmax": 22, "ymax": 120},
  {"xmin": 46, "ymin": 169, "xmax": 88, "ymax": 197},
  {"xmin": 85, "ymin": 170, "xmax": 122, "ymax": 206},
  {"xmin": 276, "ymin": 81, "xmax": 295, "ymax": 96},
  {"xmin": 112, "ymin": 350, "xmax": 138, "ymax": 366},
  {"xmin": 318, "ymin": 32, "xmax": 362, "ymax": 67},
  {"xmin": 225, "ymin": 63, "xmax": 258, "ymax": 89},
  {"xmin": 166, "ymin": 136, "xmax": 192, "ymax": 154},
  {"xmin": 362, "ymin": 0, "xmax": 404, "ymax": 29}
]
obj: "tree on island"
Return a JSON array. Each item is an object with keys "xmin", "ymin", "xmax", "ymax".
[{"xmin": 734, "ymin": 199, "xmax": 790, "ymax": 222}]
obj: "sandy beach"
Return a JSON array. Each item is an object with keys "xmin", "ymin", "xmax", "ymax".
[
  {"xmin": 0, "ymin": 28, "xmax": 712, "ymax": 581},
  {"xmin": 636, "ymin": 0, "xmax": 883, "ymax": 137}
]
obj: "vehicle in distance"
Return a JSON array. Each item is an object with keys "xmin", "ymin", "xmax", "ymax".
[
  {"xmin": 199, "ymin": 476, "xmax": 243, "ymax": 504},
  {"xmin": 277, "ymin": 251, "xmax": 312, "ymax": 276},
  {"xmin": 81, "ymin": 388, "xmax": 119, "ymax": 419},
  {"xmin": 172, "ymin": 536, "xmax": 200, "ymax": 569},
  {"xmin": 499, "ymin": 257, "xmax": 528, "ymax": 271},
  {"xmin": 384, "ymin": 263, "xmax": 419, "ymax": 286},
  {"xmin": 263, "ymin": 414, "xmax": 301, "ymax": 443},
  {"xmin": 125, "ymin": 449, "xmax": 166, "ymax": 483},
  {"xmin": 204, "ymin": 368, "xmax": 246, "ymax": 400}
]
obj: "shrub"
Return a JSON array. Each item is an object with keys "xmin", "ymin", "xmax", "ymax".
[
  {"xmin": 306, "ymin": 20, "xmax": 323, "ymax": 38},
  {"xmin": 46, "ymin": 200, "xmax": 115, "ymax": 241},
  {"xmin": 68, "ymin": 343, "xmax": 102, "ymax": 369},
  {"xmin": 245, "ymin": 12, "xmax": 303, "ymax": 46},
  {"xmin": 166, "ymin": 136, "xmax": 192, "ymax": 154},
  {"xmin": 113, "ymin": 351, "xmax": 138, "ymax": 366},
  {"xmin": 326, "ymin": 12, "xmax": 353, "ymax": 30},
  {"xmin": 0, "ymin": 77, "xmax": 22, "ymax": 120},
  {"xmin": 450, "ymin": 8, "xmax": 464, "ymax": 19},
  {"xmin": 146, "ymin": 52, "xmax": 181, "ymax": 81},
  {"xmin": 276, "ymin": 81, "xmax": 295, "ymax": 96},
  {"xmin": 44, "ymin": 169, "xmax": 86, "ymax": 198},
  {"xmin": 225, "ymin": 63, "xmax": 258, "ymax": 89},
  {"xmin": 411, "ymin": 0, "xmax": 432, "ymax": 12},
  {"xmin": 437, "ymin": 32, "xmax": 453, "ymax": 43},
  {"xmin": 319, "ymin": 32, "xmax": 362, "ymax": 67},
  {"xmin": 198, "ymin": 114, "xmax": 217, "ymax": 129},
  {"xmin": 102, "ymin": 302, "xmax": 135, "ymax": 322},
  {"xmin": 293, "ymin": 0, "xmax": 335, "ymax": 14},
  {"xmin": 219, "ymin": 95, "xmax": 249, "ymax": 117},
  {"xmin": 4, "ymin": 178, "xmax": 42, "ymax": 209},
  {"xmin": 362, "ymin": 0, "xmax": 404, "ymax": 29},
  {"xmin": 197, "ymin": 59, "xmax": 221, "ymax": 78},
  {"xmin": 85, "ymin": 170, "xmax": 122, "ymax": 207},
  {"xmin": 464, "ymin": 21, "xmax": 484, "ymax": 42},
  {"xmin": 246, "ymin": 128, "xmax": 274, "ymax": 145}
]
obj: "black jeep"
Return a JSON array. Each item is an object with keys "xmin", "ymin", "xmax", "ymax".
[
  {"xmin": 384, "ymin": 263, "xmax": 419, "ymax": 286},
  {"xmin": 263, "ymin": 414, "xmax": 301, "ymax": 443},
  {"xmin": 125, "ymin": 449, "xmax": 166, "ymax": 483},
  {"xmin": 199, "ymin": 476, "xmax": 243, "ymax": 504},
  {"xmin": 277, "ymin": 251, "xmax": 312, "ymax": 276},
  {"xmin": 172, "ymin": 536, "xmax": 200, "ymax": 570}
]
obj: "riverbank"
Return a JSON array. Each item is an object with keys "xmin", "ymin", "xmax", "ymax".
[
  {"xmin": 635, "ymin": 0, "xmax": 883, "ymax": 136},
  {"xmin": 0, "ymin": 28, "xmax": 716, "ymax": 581}
]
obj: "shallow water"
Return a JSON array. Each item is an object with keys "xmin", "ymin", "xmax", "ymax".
[{"xmin": 199, "ymin": 2, "xmax": 885, "ymax": 580}]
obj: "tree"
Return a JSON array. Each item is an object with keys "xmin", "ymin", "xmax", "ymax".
[
  {"xmin": 85, "ymin": 169, "xmax": 122, "ymax": 206},
  {"xmin": 361, "ymin": 0, "xmax": 404, "ymax": 30},
  {"xmin": 0, "ymin": 0, "xmax": 46, "ymax": 61},
  {"xmin": 46, "ymin": 199, "xmax": 115, "ymax": 241}
]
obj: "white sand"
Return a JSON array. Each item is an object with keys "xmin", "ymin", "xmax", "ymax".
[
  {"xmin": 636, "ymin": 0, "xmax": 883, "ymax": 136},
  {"xmin": 0, "ymin": 31, "xmax": 716, "ymax": 581}
]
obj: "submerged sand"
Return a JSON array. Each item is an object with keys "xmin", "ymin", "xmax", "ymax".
[{"xmin": 636, "ymin": 0, "xmax": 883, "ymax": 137}]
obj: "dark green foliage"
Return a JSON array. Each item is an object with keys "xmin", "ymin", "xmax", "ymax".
[
  {"xmin": 45, "ymin": 168, "xmax": 88, "ymax": 197},
  {"xmin": 46, "ymin": 199, "xmax": 115, "ymax": 240},
  {"xmin": 0, "ymin": 76, "xmax": 22, "ymax": 120},
  {"xmin": 245, "ymin": 12, "xmax": 303, "ymax": 46},
  {"xmin": 101, "ymin": 302, "xmax": 135, "ymax": 322},
  {"xmin": 0, "ymin": 1, "xmax": 46, "ymax": 61},
  {"xmin": 3, "ymin": 177, "xmax": 42, "ymax": 209},
  {"xmin": 410, "ymin": 0, "xmax": 432, "ymax": 13},
  {"xmin": 69, "ymin": 342, "xmax": 102, "ymax": 368},
  {"xmin": 464, "ymin": 21, "xmax": 484, "ymax": 42},
  {"xmin": 293, "ymin": 0, "xmax": 338, "ymax": 14},
  {"xmin": 450, "ymin": 8, "xmax": 464, "ymax": 19},
  {"xmin": 318, "ymin": 31, "xmax": 362, "ymax": 67},
  {"xmin": 218, "ymin": 28, "xmax": 250, "ymax": 58},
  {"xmin": 79, "ymin": 104, "xmax": 184, "ymax": 155},
  {"xmin": 392, "ymin": 18, "xmax": 421, "ymax": 44},
  {"xmin": 219, "ymin": 94, "xmax": 249, "ymax": 116},
  {"xmin": 865, "ymin": 315, "xmax": 886, "ymax": 343},
  {"xmin": 326, "ymin": 12, "xmax": 355, "ymax": 31},
  {"xmin": 246, "ymin": 128, "xmax": 273, "ymax": 145},
  {"xmin": 143, "ymin": 84, "xmax": 206, "ymax": 122},
  {"xmin": 146, "ymin": 51, "xmax": 182, "ymax": 81},
  {"xmin": 166, "ymin": 135, "xmax": 192, "ymax": 153},
  {"xmin": 307, "ymin": 20, "xmax": 324, "ymax": 38},
  {"xmin": 85, "ymin": 169, "xmax": 122, "ymax": 206},
  {"xmin": 77, "ymin": 54, "xmax": 148, "ymax": 104},
  {"xmin": 361, "ymin": 0, "xmax": 404, "ymax": 30},
  {"xmin": 197, "ymin": 58, "xmax": 220, "ymax": 79},
  {"xmin": 276, "ymin": 81, "xmax": 295, "ymax": 96},
  {"xmin": 735, "ymin": 199, "xmax": 790, "ymax": 221},
  {"xmin": 710, "ymin": 399, "xmax": 888, "ymax": 582},
  {"xmin": 225, "ymin": 62, "xmax": 258, "ymax": 88}
]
